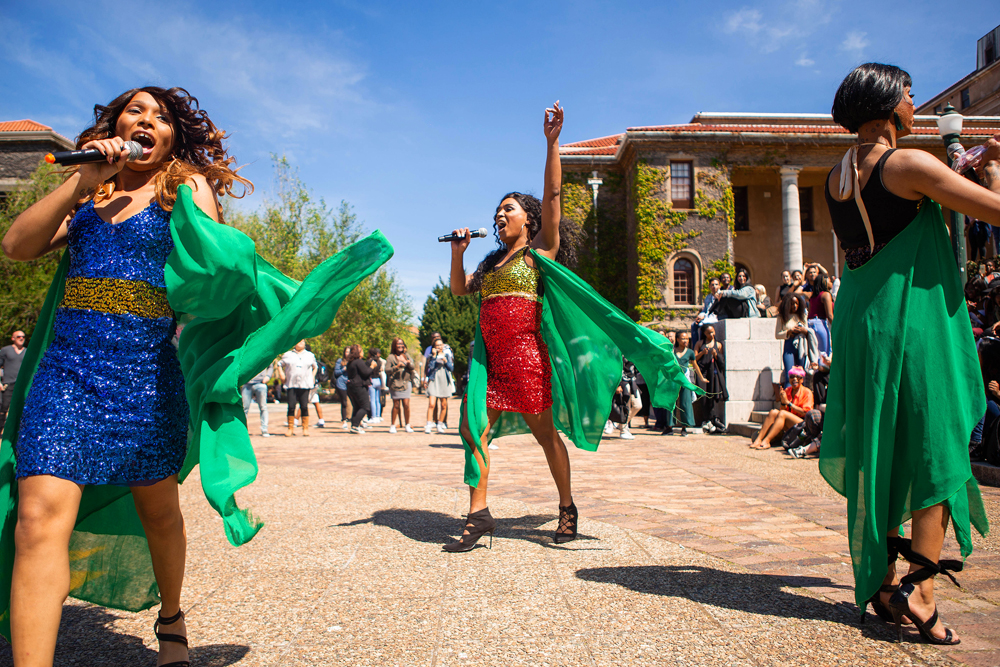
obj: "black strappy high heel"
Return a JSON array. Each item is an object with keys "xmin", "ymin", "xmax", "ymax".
[
  {"xmin": 443, "ymin": 507, "xmax": 496, "ymax": 552},
  {"xmin": 554, "ymin": 502, "xmax": 578, "ymax": 544},
  {"xmin": 864, "ymin": 536, "xmax": 907, "ymax": 623},
  {"xmin": 886, "ymin": 545, "xmax": 963, "ymax": 645},
  {"xmin": 153, "ymin": 609, "xmax": 190, "ymax": 667}
]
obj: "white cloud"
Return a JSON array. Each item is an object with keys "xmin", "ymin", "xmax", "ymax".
[
  {"xmin": 796, "ymin": 54, "xmax": 815, "ymax": 67},
  {"xmin": 722, "ymin": 1, "xmax": 832, "ymax": 55},
  {"xmin": 841, "ymin": 30, "xmax": 870, "ymax": 57},
  {"xmin": 724, "ymin": 8, "xmax": 764, "ymax": 35}
]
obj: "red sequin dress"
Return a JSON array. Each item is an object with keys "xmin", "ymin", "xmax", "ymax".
[{"xmin": 479, "ymin": 248, "xmax": 552, "ymax": 414}]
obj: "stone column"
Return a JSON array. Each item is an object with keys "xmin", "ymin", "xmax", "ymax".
[{"xmin": 780, "ymin": 166, "xmax": 803, "ymax": 271}]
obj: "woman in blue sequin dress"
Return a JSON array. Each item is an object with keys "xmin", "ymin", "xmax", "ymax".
[{"xmin": 2, "ymin": 87, "xmax": 251, "ymax": 667}]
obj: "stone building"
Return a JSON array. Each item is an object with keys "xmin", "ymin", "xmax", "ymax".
[
  {"xmin": 917, "ymin": 24, "xmax": 1000, "ymax": 117},
  {"xmin": 560, "ymin": 112, "xmax": 1000, "ymax": 325},
  {"xmin": 0, "ymin": 119, "xmax": 74, "ymax": 206}
]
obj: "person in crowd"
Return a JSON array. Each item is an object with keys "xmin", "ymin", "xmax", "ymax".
[
  {"xmin": 279, "ymin": 340, "xmax": 317, "ymax": 436},
  {"xmin": 984, "ymin": 282, "xmax": 1000, "ymax": 336},
  {"xmin": 790, "ymin": 269, "xmax": 804, "ymax": 293},
  {"xmin": 242, "ymin": 360, "xmax": 273, "ymax": 437},
  {"xmin": 718, "ymin": 272, "xmax": 732, "ymax": 290},
  {"xmin": 663, "ymin": 331, "xmax": 696, "ymax": 436},
  {"xmin": 822, "ymin": 62, "xmax": 1000, "ymax": 643},
  {"xmin": 606, "ymin": 359, "xmax": 640, "ymax": 440},
  {"xmin": 966, "ymin": 275, "xmax": 988, "ymax": 336},
  {"xmin": 788, "ymin": 406, "xmax": 826, "ymax": 459},
  {"xmin": 750, "ymin": 366, "xmax": 813, "ymax": 449},
  {"xmin": 0, "ymin": 330, "xmax": 26, "ymax": 426},
  {"xmin": 367, "ymin": 347, "xmax": 385, "ymax": 424},
  {"xmin": 423, "ymin": 332, "xmax": 453, "ymax": 425},
  {"xmin": 386, "ymin": 337, "xmax": 415, "ymax": 433},
  {"xmin": 807, "ymin": 269, "xmax": 835, "ymax": 356},
  {"xmin": 423, "ymin": 338, "xmax": 454, "ymax": 433},
  {"xmin": 796, "ymin": 264, "xmax": 818, "ymax": 296},
  {"xmin": 712, "ymin": 267, "xmax": 758, "ymax": 319},
  {"xmin": 972, "ymin": 338, "xmax": 1000, "ymax": 460},
  {"xmin": 690, "ymin": 277, "xmax": 720, "ymax": 346},
  {"xmin": 296, "ymin": 344, "xmax": 326, "ymax": 428},
  {"xmin": 775, "ymin": 293, "xmax": 813, "ymax": 386},
  {"xmin": 968, "ymin": 215, "xmax": 990, "ymax": 262},
  {"xmin": 754, "ymin": 284, "xmax": 772, "ymax": 317},
  {"xmin": 346, "ymin": 344, "xmax": 377, "ymax": 434},
  {"xmin": 694, "ymin": 324, "xmax": 728, "ymax": 433},
  {"xmin": 774, "ymin": 270, "xmax": 795, "ymax": 307},
  {"xmin": 334, "ymin": 346, "xmax": 351, "ymax": 428}
]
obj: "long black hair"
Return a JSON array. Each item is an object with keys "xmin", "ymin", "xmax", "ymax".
[
  {"xmin": 779, "ymin": 292, "xmax": 807, "ymax": 324},
  {"xmin": 468, "ymin": 192, "xmax": 579, "ymax": 292},
  {"xmin": 832, "ymin": 63, "xmax": 912, "ymax": 134}
]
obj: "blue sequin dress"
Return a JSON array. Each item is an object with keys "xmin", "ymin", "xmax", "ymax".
[{"xmin": 15, "ymin": 200, "xmax": 189, "ymax": 485}]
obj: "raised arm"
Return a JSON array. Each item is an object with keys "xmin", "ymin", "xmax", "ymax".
[
  {"xmin": 883, "ymin": 137, "xmax": 1000, "ymax": 226},
  {"xmin": 532, "ymin": 101, "xmax": 563, "ymax": 260},
  {"xmin": 449, "ymin": 227, "xmax": 475, "ymax": 296},
  {"xmin": 2, "ymin": 137, "xmax": 134, "ymax": 261}
]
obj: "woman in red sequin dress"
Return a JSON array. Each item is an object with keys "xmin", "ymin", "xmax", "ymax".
[{"xmin": 444, "ymin": 102, "xmax": 576, "ymax": 552}]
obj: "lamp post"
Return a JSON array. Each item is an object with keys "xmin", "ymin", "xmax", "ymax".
[
  {"xmin": 587, "ymin": 170, "xmax": 603, "ymax": 246},
  {"xmin": 937, "ymin": 104, "xmax": 966, "ymax": 281}
]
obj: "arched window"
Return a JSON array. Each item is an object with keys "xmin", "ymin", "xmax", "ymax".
[{"xmin": 673, "ymin": 259, "xmax": 695, "ymax": 305}]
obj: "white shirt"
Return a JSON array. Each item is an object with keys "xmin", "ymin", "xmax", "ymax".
[{"xmin": 280, "ymin": 350, "xmax": 317, "ymax": 389}]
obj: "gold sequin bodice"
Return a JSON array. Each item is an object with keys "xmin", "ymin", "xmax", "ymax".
[{"xmin": 481, "ymin": 248, "xmax": 541, "ymax": 302}]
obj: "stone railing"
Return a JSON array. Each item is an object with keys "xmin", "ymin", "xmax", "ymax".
[{"xmin": 712, "ymin": 318, "xmax": 782, "ymax": 426}]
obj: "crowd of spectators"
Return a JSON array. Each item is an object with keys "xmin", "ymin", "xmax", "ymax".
[{"xmin": 963, "ymin": 262, "xmax": 1000, "ymax": 464}]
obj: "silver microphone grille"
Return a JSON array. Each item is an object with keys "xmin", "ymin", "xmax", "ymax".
[
  {"xmin": 123, "ymin": 141, "xmax": 144, "ymax": 161},
  {"xmin": 477, "ymin": 227, "xmax": 488, "ymax": 237}
]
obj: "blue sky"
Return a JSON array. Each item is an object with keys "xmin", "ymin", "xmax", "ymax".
[{"xmin": 2, "ymin": 1, "xmax": 997, "ymax": 317}]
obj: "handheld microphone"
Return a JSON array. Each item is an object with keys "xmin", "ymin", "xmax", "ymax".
[
  {"xmin": 45, "ymin": 141, "xmax": 144, "ymax": 167},
  {"xmin": 438, "ymin": 228, "xmax": 488, "ymax": 243}
]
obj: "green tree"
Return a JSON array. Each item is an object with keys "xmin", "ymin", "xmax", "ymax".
[
  {"xmin": 418, "ymin": 278, "xmax": 479, "ymax": 382},
  {"xmin": 227, "ymin": 156, "xmax": 413, "ymax": 363},
  {"xmin": 0, "ymin": 162, "xmax": 65, "ymax": 338}
]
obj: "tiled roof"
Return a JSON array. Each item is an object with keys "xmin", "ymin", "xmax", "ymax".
[
  {"xmin": 0, "ymin": 120, "xmax": 53, "ymax": 132},
  {"xmin": 561, "ymin": 117, "xmax": 1000, "ymax": 158}
]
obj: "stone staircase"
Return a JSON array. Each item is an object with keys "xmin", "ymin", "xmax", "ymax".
[{"xmin": 727, "ymin": 410, "xmax": 767, "ymax": 440}]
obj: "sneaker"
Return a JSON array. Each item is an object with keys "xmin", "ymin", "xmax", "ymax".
[
  {"xmin": 680, "ymin": 428, "xmax": 688, "ymax": 437},
  {"xmin": 341, "ymin": 420, "xmax": 350, "ymax": 429},
  {"xmin": 711, "ymin": 418, "xmax": 727, "ymax": 433},
  {"xmin": 702, "ymin": 422, "xmax": 716, "ymax": 434},
  {"xmin": 789, "ymin": 445, "xmax": 807, "ymax": 458},
  {"xmin": 488, "ymin": 443, "xmax": 499, "ymax": 450},
  {"xmin": 388, "ymin": 425, "xmax": 397, "ymax": 433},
  {"xmin": 317, "ymin": 419, "xmax": 325, "ymax": 428},
  {"xmin": 405, "ymin": 424, "xmax": 414, "ymax": 433},
  {"xmin": 436, "ymin": 421, "xmax": 446, "ymax": 434},
  {"xmin": 362, "ymin": 417, "xmax": 369, "ymax": 426},
  {"xmin": 424, "ymin": 423, "xmax": 433, "ymax": 434},
  {"xmin": 350, "ymin": 426, "xmax": 365, "ymax": 434},
  {"xmin": 620, "ymin": 427, "xmax": 635, "ymax": 440},
  {"xmin": 603, "ymin": 420, "xmax": 614, "ymax": 435},
  {"xmin": 294, "ymin": 419, "xmax": 301, "ymax": 427},
  {"xmin": 261, "ymin": 432, "xmax": 271, "ymax": 438}
]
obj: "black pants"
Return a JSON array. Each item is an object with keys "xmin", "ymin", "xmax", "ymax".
[
  {"xmin": 347, "ymin": 384, "xmax": 370, "ymax": 428},
  {"xmin": 286, "ymin": 387, "xmax": 310, "ymax": 417},
  {"xmin": 335, "ymin": 387, "xmax": 349, "ymax": 420},
  {"xmin": 0, "ymin": 385, "xmax": 12, "ymax": 426}
]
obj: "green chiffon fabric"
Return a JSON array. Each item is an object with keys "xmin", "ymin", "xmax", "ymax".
[
  {"xmin": 0, "ymin": 185, "xmax": 393, "ymax": 639},
  {"xmin": 820, "ymin": 199, "xmax": 989, "ymax": 611},
  {"xmin": 460, "ymin": 249, "xmax": 702, "ymax": 486}
]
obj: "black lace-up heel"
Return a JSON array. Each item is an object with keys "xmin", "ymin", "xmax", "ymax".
[
  {"xmin": 153, "ymin": 609, "xmax": 190, "ymax": 667},
  {"xmin": 554, "ymin": 502, "xmax": 578, "ymax": 544},
  {"xmin": 864, "ymin": 536, "xmax": 907, "ymax": 623},
  {"xmin": 443, "ymin": 507, "xmax": 496, "ymax": 552},
  {"xmin": 886, "ymin": 544, "xmax": 963, "ymax": 645}
]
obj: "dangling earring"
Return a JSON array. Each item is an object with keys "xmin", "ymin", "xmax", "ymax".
[{"xmin": 893, "ymin": 112, "xmax": 904, "ymax": 132}]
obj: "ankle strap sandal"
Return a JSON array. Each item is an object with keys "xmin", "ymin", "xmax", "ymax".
[
  {"xmin": 153, "ymin": 610, "xmax": 190, "ymax": 667},
  {"xmin": 886, "ymin": 544, "xmax": 963, "ymax": 645}
]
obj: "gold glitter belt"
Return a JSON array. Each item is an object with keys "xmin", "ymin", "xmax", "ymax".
[
  {"xmin": 482, "ymin": 291, "xmax": 541, "ymax": 303},
  {"xmin": 60, "ymin": 277, "xmax": 173, "ymax": 320}
]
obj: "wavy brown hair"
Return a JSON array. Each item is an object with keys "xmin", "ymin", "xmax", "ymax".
[
  {"xmin": 76, "ymin": 86, "xmax": 252, "ymax": 218},
  {"xmin": 346, "ymin": 344, "xmax": 363, "ymax": 363}
]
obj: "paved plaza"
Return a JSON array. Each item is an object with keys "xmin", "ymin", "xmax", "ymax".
[{"xmin": 4, "ymin": 395, "xmax": 999, "ymax": 666}]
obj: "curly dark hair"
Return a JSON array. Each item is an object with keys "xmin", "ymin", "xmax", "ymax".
[
  {"xmin": 468, "ymin": 192, "xmax": 579, "ymax": 292},
  {"xmin": 778, "ymin": 292, "xmax": 808, "ymax": 324},
  {"xmin": 76, "ymin": 86, "xmax": 252, "ymax": 217}
]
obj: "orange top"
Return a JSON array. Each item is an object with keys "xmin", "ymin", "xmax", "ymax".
[{"xmin": 784, "ymin": 385, "xmax": 814, "ymax": 412}]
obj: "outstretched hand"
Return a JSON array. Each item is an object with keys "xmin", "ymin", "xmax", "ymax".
[
  {"xmin": 450, "ymin": 227, "xmax": 472, "ymax": 254},
  {"xmin": 544, "ymin": 101, "xmax": 563, "ymax": 143}
]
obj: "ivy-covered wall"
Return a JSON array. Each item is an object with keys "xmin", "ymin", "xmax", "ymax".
[{"xmin": 561, "ymin": 170, "xmax": 629, "ymax": 312}]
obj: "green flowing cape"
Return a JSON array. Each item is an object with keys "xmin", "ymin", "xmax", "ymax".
[
  {"xmin": 0, "ymin": 185, "xmax": 393, "ymax": 638},
  {"xmin": 460, "ymin": 249, "xmax": 702, "ymax": 486},
  {"xmin": 820, "ymin": 199, "xmax": 989, "ymax": 611}
]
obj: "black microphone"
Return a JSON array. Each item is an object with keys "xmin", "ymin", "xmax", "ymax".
[
  {"xmin": 45, "ymin": 141, "xmax": 144, "ymax": 166},
  {"xmin": 438, "ymin": 227, "xmax": 489, "ymax": 243}
]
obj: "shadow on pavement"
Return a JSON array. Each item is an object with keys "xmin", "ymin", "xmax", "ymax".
[
  {"xmin": 0, "ymin": 605, "xmax": 250, "ymax": 666},
  {"xmin": 336, "ymin": 509, "xmax": 597, "ymax": 547},
  {"xmin": 575, "ymin": 565, "xmax": 875, "ymax": 629},
  {"xmin": 427, "ymin": 443, "xmax": 464, "ymax": 449}
]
